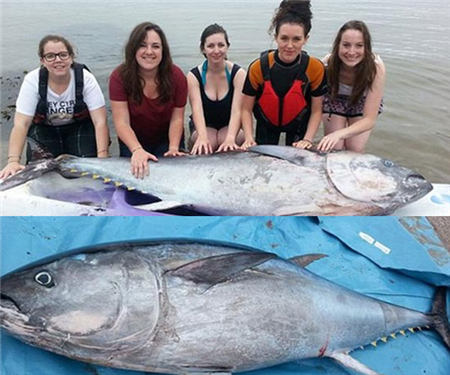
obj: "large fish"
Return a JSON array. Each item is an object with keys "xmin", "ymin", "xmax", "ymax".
[
  {"xmin": 0, "ymin": 145, "xmax": 432, "ymax": 215},
  {"xmin": 0, "ymin": 240, "xmax": 448, "ymax": 375}
]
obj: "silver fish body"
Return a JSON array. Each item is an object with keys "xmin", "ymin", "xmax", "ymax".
[
  {"xmin": 1, "ymin": 241, "xmax": 444, "ymax": 374},
  {"xmin": 54, "ymin": 146, "xmax": 432, "ymax": 215}
]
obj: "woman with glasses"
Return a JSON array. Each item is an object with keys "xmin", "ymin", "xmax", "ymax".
[
  {"xmin": 109, "ymin": 22, "xmax": 188, "ymax": 179},
  {"xmin": 0, "ymin": 35, "xmax": 109, "ymax": 179}
]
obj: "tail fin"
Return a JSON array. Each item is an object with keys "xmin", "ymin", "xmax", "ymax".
[
  {"xmin": 430, "ymin": 287, "xmax": 449, "ymax": 348},
  {"xmin": 27, "ymin": 137, "xmax": 54, "ymax": 160},
  {"xmin": 0, "ymin": 159, "xmax": 58, "ymax": 191},
  {"xmin": 0, "ymin": 139, "xmax": 57, "ymax": 191}
]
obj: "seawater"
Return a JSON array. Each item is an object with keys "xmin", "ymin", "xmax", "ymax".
[{"xmin": 1, "ymin": 0, "xmax": 449, "ymax": 182}]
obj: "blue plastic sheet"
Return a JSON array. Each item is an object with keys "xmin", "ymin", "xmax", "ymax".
[
  {"xmin": 319, "ymin": 216, "xmax": 450, "ymax": 287},
  {"xmin": 1, "ymin": 217, "xmax": 449, "ymax": 375}
]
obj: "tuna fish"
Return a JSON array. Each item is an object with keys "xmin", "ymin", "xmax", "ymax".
[
  {"xmin": 0, "ymin": 144, "xmax": 432, "ymax": 215},
  {"xmin": 0, "ymin": 240, "xmax": 448, "ymax": 375}
]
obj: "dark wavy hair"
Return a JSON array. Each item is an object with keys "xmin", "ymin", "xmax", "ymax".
[
  {"xmin": 119, "ymin": 22, "xmax": 173, "ymax": 104},
  {"xmin": 269, "ymin": 0, "xmax": 312, "ymax": 36},
  {"xmin": 327, "ymin": 20, "xmax": 377, "ymax": 105},
  {"xmin": 38, "ymin": 35, "xmax": 75, "ymax": 58},
  {"xmin": 200, "ymin": 24, "xmax": 230, "ymax": 58}
]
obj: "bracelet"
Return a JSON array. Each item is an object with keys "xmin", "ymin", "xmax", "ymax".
[
  {"xmin": 131, "ymin": 146, "xmax": 143, "ymax": 153},
  {"xmin": 302, "ymin": 139, "xmax": 312, "ymax": 143},
  {"xmin": 7, "ymin": 156, "xmax": 20, "ymax": 162},
  {"xmin": 8, "ymin": 155, "xmax": 20, "ymax": 159},
  {"xmin": 7, "ymin": 159, "xmax": 20, "ymax": 164},
  {"xmin": 97, "ymin": 149, "xmax": 108, "ymax": 154}
]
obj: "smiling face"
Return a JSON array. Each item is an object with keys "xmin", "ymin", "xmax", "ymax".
[
  {"xmin": 135, "ymin": 29, "xmax": 163, "ymax": 72},
  {"xmin": 202, "ymin": 32, "xmax": 229, "ymax": 64},
  {"xmin": 40, "ymin": 41, "xmax": 73, "ymax": 78},
  {"xmin": 338, "ymin": 29, "xmax": 365, "ymax": 68},
  {"xmin": 275, "ymin": 23, "xmax": 308, "ymax": 64}
]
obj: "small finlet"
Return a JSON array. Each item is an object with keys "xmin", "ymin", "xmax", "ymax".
[
  {"xmin": 380, "ymin": 337, "xmax": 387, "ymax": 343},
  {"xmin": 390, "ymin": 333, "xmax": 397, "ymax": 339},
  {"xmin": 370, "ymin": 341, "xmax": 377, "ymax": 347},
  {"xmin": 408, "ymin": 327, "xmax": 415, "ymax": 333},
  {"xmin": 399, "ymin": 330, "xmax": 406, "ymax": 336}
]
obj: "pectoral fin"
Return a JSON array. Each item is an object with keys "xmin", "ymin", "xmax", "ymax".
[
  {"xmin": 168, "ymin": 252, "xmax": 276, "ymax": 285},
  {"xmin": 328, "ymin": 352, "xmax": 383, "ymax": 375},
  {"xmin": 273, "ymin": 202, "xmax": 322, "ymax": 216},
  {"xmin": 135, "ymin": 200, "xmax": 186, "ymax": 212}
]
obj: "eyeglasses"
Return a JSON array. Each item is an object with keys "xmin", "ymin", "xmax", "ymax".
[{"xmin": 42, "ymin": 51, "xmax": 71, "ymax": 62}]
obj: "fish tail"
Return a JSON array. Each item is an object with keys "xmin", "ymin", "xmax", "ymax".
[
  {"xmin": 429, "ymin": 286, "xmax": 449, "ymax": 348},
  {"xmin": 27, "ymin": 137, "xmax": 55, "ymax": 160},
  {"xmin": 0, "ymin": 139, "xmax": 60, "ymax": 191}
]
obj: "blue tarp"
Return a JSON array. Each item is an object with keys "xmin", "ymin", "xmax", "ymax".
[{"xmin": 1, "ymin": 217, "xmax": 449, "ymax": 375}]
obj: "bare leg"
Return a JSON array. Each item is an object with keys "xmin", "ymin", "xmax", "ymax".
[
  {"xmin": 235, "ymin": 129, "xmax": 245, "ymax": 146},
  {"xmin": 344, "ymin": 116, "xmax": 373, "ymax": 153},
  {"xmin": 190, "ymin": 127, "xmax": 219, "ymax": 152},
  {"xmin": 217, "ymin": 127, "xmax": 245, "ymax": 146},
  {"xmin": 322, "ymin": 114, "xmax": 347, "ymax": 150}
]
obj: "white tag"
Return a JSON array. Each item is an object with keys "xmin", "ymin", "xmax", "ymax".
[
  {"xmin": 359, "ymin": 231, "xmax": 375, "ymax": 244},
  {"xmin": 359, "ymin": 231, "xmax": 391, "ymax": 254},
  {"xmin": 374, "ymin": 241, "xmax": 391, "ymax": 254}
]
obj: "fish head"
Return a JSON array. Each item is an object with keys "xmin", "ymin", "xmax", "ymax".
[
  {"xmin": 1, "ymin": 249, "xmax": 160, "ymax": 361},
  {"xmin": 327, "ymin": 152, "xmax": 433, "ymax": 212}
]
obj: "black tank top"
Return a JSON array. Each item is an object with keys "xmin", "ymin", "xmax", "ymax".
[{"xmin": 190, "ymin": 63, "xmax": 240, "ymax": 129}]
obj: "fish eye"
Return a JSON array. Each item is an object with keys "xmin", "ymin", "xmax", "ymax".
[
  {"xmin": 383, "ymin": 160, "xmax": 394, "ymax": 167},
  {"xmin": 34, "ymin": 271, "xmax": 55, "ymax": 288}
]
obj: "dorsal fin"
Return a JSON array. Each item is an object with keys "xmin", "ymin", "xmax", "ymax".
[
  {"xmin": 289, "ymin": 253, "xmax": 328, "ymax": 268},
  {"xmin": 248, "ymin": 145, "xmax": 312, "ymax": 166},
  {"xmin": 167, "ymin": 252, "xmax": 276, "ymax": 285}
]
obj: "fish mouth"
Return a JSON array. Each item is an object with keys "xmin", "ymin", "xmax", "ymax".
[
  {"xmin": 404, "ymin": 173, "xmax": 433, "ymax": 193},
  {"xmin": 0, "ymin": 292, "xmax": 30, "ymax": 329},
  {"xmin": 1, "ymin": 292, "xmax": 45, "ymax": 341},
  {"xmin": 0, "ymin": 293, "xmax": 21, "ymax": 313}
]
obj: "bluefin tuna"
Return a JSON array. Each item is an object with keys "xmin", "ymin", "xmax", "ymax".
[
  {"xmin": 0, "ymin": 240, "xmax": 448, "ymax": 375},
  {"xmin": 0, "ymin": 145, "xmax": 432, "ymax": 215}
]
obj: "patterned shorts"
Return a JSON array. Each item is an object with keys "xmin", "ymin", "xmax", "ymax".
[{"xmin": 323, "ymin": 93, "xmax": 383, "ymax": 118}]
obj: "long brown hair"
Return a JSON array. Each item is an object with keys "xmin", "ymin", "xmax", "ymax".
[
  {"xmin": 119, "ymin": 22, "xmax": 173, "ymax": 104},
  {"xmin": 269, "ymin": 0, "xmax": 312, "ymax": 36},
  {"xmin": 327, "ymin": 20, "xmax": 377, "ymax": 105}
]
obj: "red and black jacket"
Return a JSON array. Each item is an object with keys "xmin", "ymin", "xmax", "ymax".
[{"xmin": 254, "ymin": 50, "xmax": 311, "ymax": 131}]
